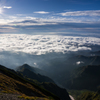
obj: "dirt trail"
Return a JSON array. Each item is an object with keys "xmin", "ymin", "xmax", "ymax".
[{"xmin": 0, "ymin": 93, "xmax": 25, "ymax": 100}]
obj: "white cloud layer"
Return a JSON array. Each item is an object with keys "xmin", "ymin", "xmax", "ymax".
[
  {"xmin": 34, "ymin": 11, "xmax": 49, "ymax": 14},
  {"xmin": 60, "ymin": 10, "xmax": 100, "ymax": 16},
  {"xmin": 3, "ymin": 6, "xmax": 12, "ymax": 9},
  {"xmin": 0, "ymin": 34, "xmax": 100, "ymax": 55}
]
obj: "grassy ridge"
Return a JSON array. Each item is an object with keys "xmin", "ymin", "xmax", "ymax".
[{"xmin": 0, "ymin": 65, "xmax": 60, "ymax": 100}]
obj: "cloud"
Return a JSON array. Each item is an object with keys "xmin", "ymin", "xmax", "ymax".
[
  {"xmin": 60, "ymin": 10, "xmax": 100, "ymax": 16},
  {"xmin": 8, "ymin": 21, "xmax": 100, "ymax": 34},
  {"xmin": 34, "ymin": 11, "xmax": 49, "ymax": 14},
  {"xmin": 0, "ymin": 34, "xmax": 100, "ymax": 55},
  {"xmin": 3, "ymin": 6, "xmax": 12, "ymax": 9},
  {"xmin": 0, "ymin": 19, "xmax": 100, "ymax": 35},
  {"xmin": 11, "ymin": 20, "xmax": 38, "ymax": 24},
  {"xmin": 0, "ymin": 34, "xmax": 100, "ymax": 69},
  {"xmin": 76, "ymin": 61, "xmax": 84, "ymax": 65}
]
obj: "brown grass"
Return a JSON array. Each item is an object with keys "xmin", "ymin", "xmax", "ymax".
[{"xmin": 0, "ymin": 73, "xmax": 53, "ymax": 100}]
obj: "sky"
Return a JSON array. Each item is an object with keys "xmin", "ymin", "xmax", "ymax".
[{"xmin": 0, "ymin": 0, "xmax": 100, "ymax": 36}]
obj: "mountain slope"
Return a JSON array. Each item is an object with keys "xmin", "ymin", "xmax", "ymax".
[
  {"xmin": 16, "ymin": 64, "xmax": 71, "ymax": 100},
  {"xmin": 0, "ymin": 64, "xmax": 60, "ymax": 100}
]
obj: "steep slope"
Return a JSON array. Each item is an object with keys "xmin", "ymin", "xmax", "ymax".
[
  {"xmin": 0, "ymin": 65, "xmax": 60, "ymax": 100},
  {"xmin": 67, "ymin": 65, "xmax": 100, "ymax": 90}
]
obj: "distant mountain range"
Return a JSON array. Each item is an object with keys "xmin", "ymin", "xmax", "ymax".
[
  {"xmin": 61, "ymin": 55, "xmax": 100, "ymax": 88},
  {"xmin": 66, "ymin": 55, "xmax": 100, "ymax": 67},
  {"xmin": 38, "ymin": 54, "xmax": 100, "ymax": 89}
]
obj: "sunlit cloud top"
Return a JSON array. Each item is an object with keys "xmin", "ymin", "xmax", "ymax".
[{"xmin": 0, "ymin": 34, "xmax": 100, "ymax": 55}]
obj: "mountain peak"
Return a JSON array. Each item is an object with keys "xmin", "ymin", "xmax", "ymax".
[
  {"xmin": 22, "ymin": 64, "xmax": 31, "ymax": 67},
  {"xmin": 16, "ymin": 64, "xmax": 33, "ymax": 72}
]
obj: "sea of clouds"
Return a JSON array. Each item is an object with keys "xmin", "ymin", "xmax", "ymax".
[
  {"xmin": 0, "ymin": 34, "xmax": 100, "ymax": 55},
  {"xmin": 0, "ymin": 34, "xmax": 100, "ymax": 68}
]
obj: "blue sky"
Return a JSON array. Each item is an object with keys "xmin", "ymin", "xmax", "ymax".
[{"xmin": 0, "ymin": 0, "xmax": 100, "ymax": 36}]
